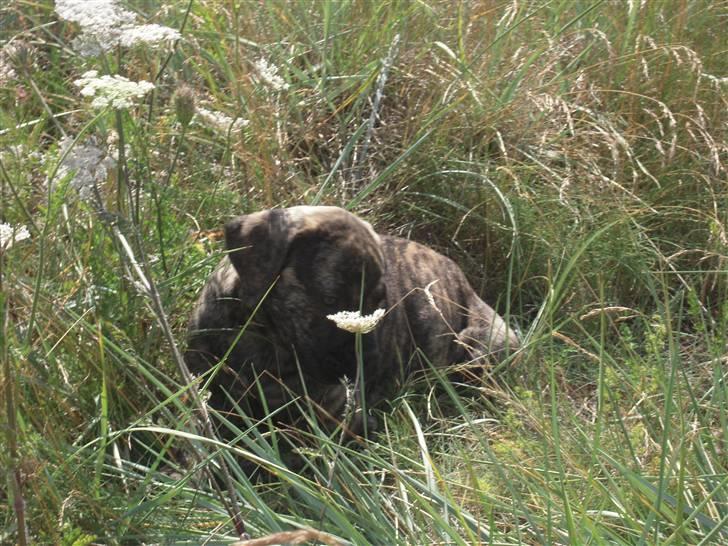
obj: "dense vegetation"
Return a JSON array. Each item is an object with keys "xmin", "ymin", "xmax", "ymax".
[{"xmin": 1, "ymin": 1, "xmax": 726, "ymax": 544}]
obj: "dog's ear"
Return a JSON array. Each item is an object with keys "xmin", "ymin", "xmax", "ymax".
[{"xmin": 224, "ymin": 208, "xmax": 291, "ymax": 306}]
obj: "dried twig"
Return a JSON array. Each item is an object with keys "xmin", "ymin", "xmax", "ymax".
[{"xmin": 350, "ymin": 33, "xmax": 400, "ymax": 187}]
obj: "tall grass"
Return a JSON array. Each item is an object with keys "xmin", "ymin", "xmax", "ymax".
[{"xmin": 1, "ymin": 0, "xmax": 726, "ymax": 544}]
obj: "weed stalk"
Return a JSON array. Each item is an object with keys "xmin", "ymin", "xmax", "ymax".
[{"xmin": 1, "ymin": 260, "xmax": 28, "ymax": 544}]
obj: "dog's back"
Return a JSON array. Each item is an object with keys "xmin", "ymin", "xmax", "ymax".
[{"xmin": 378, "ymin": 235, "xmax": 519, "ymax": 375}]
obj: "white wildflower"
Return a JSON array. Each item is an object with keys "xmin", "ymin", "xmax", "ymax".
[
  {"xmin": 254, "ymin": 57, "xmax": 289, "ymax": 91},
  {"xmin": 70, "ymin": 34, "xmax": 108, "ymax": 58},
  {"xmin": 0, "ymin": 48, "xmax": 17, "ymax": 86},
  {"xmin": 195, "ymin": 107, "xmax": 248, "ymax": 134},
  {"xmin": 0, "ymin": 223, "xmax": 30, "ymax": 250},
  {"xmin": 55, "ymin": 0, "xmax": 136, "ymax": 30},
  {"xmin": 55, "ymin": 0, "xmax": 180, "ymax": 56},
  {"xmin": 118, "ymin": 24, "xmax": 181, "ymax": 48},
  {"xmin": 52, "ymin": 136, "xmax": 116, "ymax": 200},
  {"xmin": 74, "ymin": 70, "xmax": 154, "ymax": 109},
  {"xmin": 327, "ymin": 309, "xmax": 386, "ymax": 334}
]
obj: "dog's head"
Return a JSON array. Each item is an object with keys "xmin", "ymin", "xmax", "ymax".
[{"xmin": 224, "ymin": 206, "xmax": 387, "ymax": 373}]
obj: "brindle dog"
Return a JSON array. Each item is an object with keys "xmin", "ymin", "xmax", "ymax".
[{"xmin": 185, "ymin": 206, "xmax": 519, "ymax": 436}]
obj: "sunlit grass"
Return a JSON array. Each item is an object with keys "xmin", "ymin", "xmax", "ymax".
[{"xmin": 1, "ymin": 0, "xmax": 726, "ymax": 544}]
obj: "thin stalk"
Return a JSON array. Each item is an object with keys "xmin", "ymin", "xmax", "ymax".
[
  {"xmin": 319, "ymin": 330, "xmax": 366, "ymax": 526},
  {"xmin": 0, "ymin": 157, "xmax": 38, "ymax": 232},
  {"xmin": 351, "ymin": 33, "xmax": 400, "ymax": 188},
  {"xmin": 1, "ymin": 276, "xmax": 28, "ymax": 544},
  {"xmin": 20, "ymin": 66, "xmax": 67, "ymax": 138},
  {"xmin": 93, "ymin": 319, "xmax": 109, "ymax": 497},
  {"xmin": 146, "ymin": 0, "xmax": 194, "ymax": 123},
  {"xmin": 149, "ymin": 183, "xmax": 169, "ymax": 276},
  {"xmin": 549, "ymin": 356, "xmax": 577, "ymax": 543},
  {"xmin": 152, "ymin": 121, "xmax": 190, "ymax": 276},
  {"xmin": 162, "ymin": 123, "xmax": 187, "ymax": 189},
  {"xmin": 115, "ymin": 109, "xmax": 133, "ymax": 219},
  {"xmin": 650, "ymin": 286, "xmax": 681, "ymax": 544},
  {"xmin": 590, "ymin": 277, "xmax": 607, "ymax": 478},
  {"xmin": 355, "ymin": 333, "xmax": 367, "ymax": 437}
]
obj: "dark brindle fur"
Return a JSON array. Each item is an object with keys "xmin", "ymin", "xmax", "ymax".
[{"xmin": 185, "ymin": 206, "xmax": 519, "ymax": 434}]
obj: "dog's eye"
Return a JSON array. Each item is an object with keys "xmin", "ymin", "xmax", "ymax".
[{"xmin": 323, "ymin": 295, "xmax": 338, "ymax": 307}]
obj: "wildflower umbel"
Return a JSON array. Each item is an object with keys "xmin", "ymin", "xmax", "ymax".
[
  {"xmin": 51, "ymin": 136, "xmax": 116, "ymax": 200},
  {"xmin": 54, "ymin": 0, "xmax": 180, "ymax": 56},
  {"xmin": 74, "ymin": 70, "xmax": 154, "ymax": 109},
  {"xmin": 55, "ymin": 0, "xmax": 135, "ymax": 30},
  {"xmin": 0, "ymin": 223, "xmax": 30, "ymax": 250},
  {"xmin": 327, "ymin": 309, "xmax": 386, "ymax": 334},
  {"xmin": 195, "ymin": 107, "xmax": 248, "ymax": 134},
  {"xmin": 118, "ymin": 24, "xmax": 181, "ymax": 48}
]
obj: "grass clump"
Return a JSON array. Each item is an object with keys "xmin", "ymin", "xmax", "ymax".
[{"xmin": 1, "ymin": 0, "xmax": 726, "ymax": 544}]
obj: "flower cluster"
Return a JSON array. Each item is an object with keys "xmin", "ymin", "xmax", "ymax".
[
  {"xmin": 0, "ymin": 44, "xmax": 18, "ymax": 86},
  {"xmin": 55, "ymin": 0, "xmax": 180, "ymax": 56},
  {"xmin": 327, "ymin": 309, "xmax": 386, "ymax": 334},
  {"xmin": 55, "ymin": 0, "xmax": 135, "ymax": 31},
  {"xmin": 52, "ymin": 136, "xmax": 116, "ymax": 200},
  {"xmin": 253, "ymin": 57, "xmax": 289, "ymax": 91},
  {"xmin": 118, "ymin": 24, "xmax": 181, "ymax": 48},
  {"xmin": 74, "ymin": 70, "xmax": 154, "ymax": 109},
  {"xmin": 195, "ymin": 107, "xmax": 248, "ymax": 134},
  {"xmin": 0, "ymin": 223, "xmax": 30, "ymax": 250}
]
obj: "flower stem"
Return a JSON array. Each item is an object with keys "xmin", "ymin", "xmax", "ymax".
[{"xmin": 1, "ymin": 288, "xmax": 29, "ymax": 545}]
